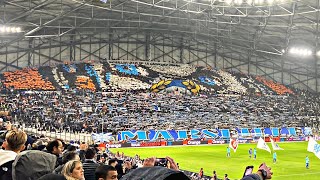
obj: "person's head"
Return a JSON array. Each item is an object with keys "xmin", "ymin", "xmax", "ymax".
[
  {"xmin": 62, "ymin": 160, "xmax": 84, "ymax": 180},
  {"xmin": 259, "ymin": 163, "xmax": 273, "ymax": 179},
  {"xmin": 213, "ymin": 170, "xmax": 216, "ymax": 174},
  {"xmin": 62, "ymin": 151, "xmax": 80, "ymax": 164},
  {"xmin": 108, "ymin": 159, "xmax": 118, "ymax": 167},
  {"xmin": 2, "ymin": 130, "xmax": 27, "ymax": 153},
  {"xmin": 225, "ymin": 174, "xmax": 228, "ymax": 177},
  {"xmin": 67, "ymin": 145, "xmax": 77, "ymax": 152},
  {"xmin": 47, "ymin": 139, "xmax": 64, "ymax": 155},
  {"xmin": 85, "ymin": 147, "xmax": 96, "ymax": 160},
  {"xmin": 95, "ymin": 165, "xmax": 118, "ymax": 180}
]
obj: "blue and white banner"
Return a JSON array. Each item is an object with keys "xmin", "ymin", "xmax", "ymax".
[
  {"xmin": 118, "ymin": 129, "xmax": 230, "ymax": 141},
  {"xmin": 307, "ymin": 137, "xmax": 320, "ymax": 159}
]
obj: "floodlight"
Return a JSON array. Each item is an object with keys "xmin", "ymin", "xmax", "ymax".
[
  {"xmin": 235, "ymin": 0, "xmax": 243, "ymax": 5},
  {"xmin": 267, "ymin": 0, "xmax": 273, "ymax": 4},
  {"xmin": 0, "ymin": 27, "xmax": 4, "ymax": 32},
  {"xmin": 247, "ymin": 0, "xmax": 253, "ymax": 5},
  {"xmin": 289, "ymin": 47, "xmax": 313, "ymax": 56},
  {"xmin": 10, "ymin": 27, "xmax": 16, "ymax": 32},
  {"xmin": 316, "ymin": 51, "xmax": 320, "ymax": 57},
  {"xmin": 226, "ymin": 0, "xmax": 233, "ymax": 4},
  {"xmin": 5, "ymin": 27, "xmax": 10, "ymax": 32},
  {"xmin": 15, "ymin": 27, "xmax": 21, "ymax": 32}
]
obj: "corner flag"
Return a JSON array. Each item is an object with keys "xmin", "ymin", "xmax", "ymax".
[
  {"xmin": 270, "ymin": 138, "xmax": 284, "ymax": 150},
  {"xmin": 257, "ymin": 137, "xmax": 271, "ymax": 153},
  {"xmin": 229, "ymin": 138, "xmax": 238, "ymax": 152}
]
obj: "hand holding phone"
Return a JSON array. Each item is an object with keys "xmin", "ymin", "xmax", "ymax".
[
  {"xmin": 154, "ymin": 158, "xmax": 168, "ymax": 167},
  {"xmin": 243, "ymin": 166, "xmax": 254, "ymax": 177}
]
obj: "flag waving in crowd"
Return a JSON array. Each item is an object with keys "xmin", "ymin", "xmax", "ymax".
[
  {"xmin": 257, "ymin": 137, "xmax": 271, "ymax": 153},
  {"xmin": 270, "ymin": 138, "xmax": 284, "ymax": 150},
  {"xmin": 307, "ymin": 136, "xmax": 320, "ymax": 159},
  {"xmin": 229, "ymin": 138, "xmax": 238, "ymax": 152}
]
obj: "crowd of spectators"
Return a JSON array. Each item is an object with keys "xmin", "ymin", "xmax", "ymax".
[
  {"xmin": 0, "ymin": 88, "xmax": 319, "ymax": 135},
  {"xmin": 0, "ymin": 122, "xmax": 194, "ymax": 180},
  {"xmin": 0, "ymin": 122, "xmax": 273, "ymax": 180}
]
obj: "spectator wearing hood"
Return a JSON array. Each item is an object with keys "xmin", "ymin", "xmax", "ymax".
[{"xmin": 0, "ymin": 130, "xmax": 27, "ymax": 180}]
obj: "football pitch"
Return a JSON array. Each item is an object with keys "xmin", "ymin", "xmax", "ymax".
[{"xmin": 111, "ymin": 141, "xmax": 320, "ymax": 180}]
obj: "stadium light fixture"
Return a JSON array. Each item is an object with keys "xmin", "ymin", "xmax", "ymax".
[
  {"xmin": 0, "ymin": 26, "xmax": 22, "ymax": 33},
  {"xmin": 267, "ymin": 0, "xmax": 274, "ymax": 4},
  {"xmin": 226, "ymin": 0, "xmax": 233, "ymax": 4},
  {"xmin": 289, "ymin": 48, "xmax": 312, "ymax": 56},
  {"xmin": 317, "ymin": 51, "xmax": 320, "ymax": 57}
]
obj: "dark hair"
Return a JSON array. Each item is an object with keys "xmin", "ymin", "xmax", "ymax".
[
  {"xmin": 85, "ymin": 148, "xmax": 96, "ymax": 159},
  {"xmin": 108, "ymin": 159, "xmax": 117, "ymax": 166},
  {"xmin": 95, "ymin": 165, "xmax": 117, "ymax": 180},
  {"xmin": 46, "ymin": 139, "xmax": 62, "ymax": 152},
  {"xmin": 66, "ymin": 145, "xmax": 77, "ymax": 152},
  {"xmin": 62, "ymin": 151, "xmax": 78, "ymax": 164}
]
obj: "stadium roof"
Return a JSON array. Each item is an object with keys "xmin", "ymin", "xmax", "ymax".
[{"xmin": 1, "ymin": 0, "xmax": 318, "ymax": 55}]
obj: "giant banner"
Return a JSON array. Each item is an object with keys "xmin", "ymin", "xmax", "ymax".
[
  {"xmin": 117, "ymin": 129, "xmax": 230, "ymax": 141},
  {"xmin": 117, "ymin": 127, "xmax": 311, "ymax": 141}
]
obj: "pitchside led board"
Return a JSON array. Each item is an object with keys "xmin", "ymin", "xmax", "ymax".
[{"xmin": 115, "ymin": 127, "xmax": 312, "ymax": 141}]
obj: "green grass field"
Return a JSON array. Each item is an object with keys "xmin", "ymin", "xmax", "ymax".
[{"xmin": 111, "ymin": 141, "xmax": 320, "ymax": 180}]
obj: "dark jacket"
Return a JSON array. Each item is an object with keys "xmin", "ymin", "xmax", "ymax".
[
  {"xmin": 241, "ymin": 174, "xmax": 262, "ymax": 180},
  {"xmin": 0, "ymin": 160, "xmax": 14, "ymax": 180},
  {"xmin": 120, "ymin": 166, "xmax": 190, "ymax": 180},
  {"xmin": 83, "ymin": 159, "xmax": 100, "ymax": 180}
]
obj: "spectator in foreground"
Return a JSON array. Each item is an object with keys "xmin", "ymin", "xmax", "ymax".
[
  {"xmin": 62, "ymin": 160, "xmax": 85, "ymax": 180},
  {"xmin": 198, "ymin": 167, "xmax": 203, "ymax": 179},
  {"xmin": 241, "ymin": 163, "xmax": 272, "ymax": 180},
  {"xmin": 95, "ymin": 165, "xmax": 118, "ymax": 180},
  {"xmin": 108, "ymin": 159, "xmax": 118, "ymax": 167},
  {"xmin": 121, "ymin": 156, "xmax": 190, "ymax": 180},
  {"xmin": 53, "ymin": 151, "xmax": 80, "ymax": 174},
  {"xmin": 47, "ymin": 139, "xmax": 64, "ymax": 167},
  {"xmin": 0, "ymin": 130, "xmax": 27, "ymax": 180},
  {"xmin": 211, "ymin": 170, "xmax": 217, "ymax": 180},
  {"xmin": 83, "ymin": 148, "xmax": 100, "ymax": 180}
]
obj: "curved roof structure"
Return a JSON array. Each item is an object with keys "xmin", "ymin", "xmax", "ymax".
[{"xmin": 0, "ymin": 0, "xmax": 319, "ymax": 91}]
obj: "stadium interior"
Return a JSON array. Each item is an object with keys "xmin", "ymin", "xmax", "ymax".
[{"xmin": 0, "ymin": 0, "xmax": 320, "ymax": 180}]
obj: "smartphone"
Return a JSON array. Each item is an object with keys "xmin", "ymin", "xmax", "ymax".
[
  {"xmin": 243, "ymin": 166, "xmax": 254, "ymax": 177},
  {"xmin": 96, "ymin": 154, "xmax": 101, "ymax": 162},
  {"xmin": 154, "ymin": 158, "xmax": 168, "ymax": 167}
]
